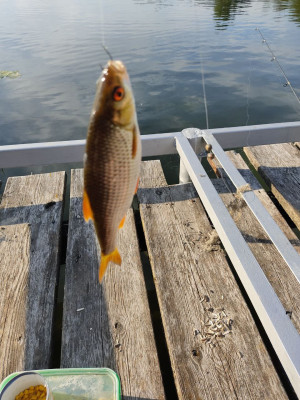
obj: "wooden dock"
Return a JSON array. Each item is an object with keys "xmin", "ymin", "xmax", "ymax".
[{"xmin": 0, "ymin": 142, "xmax": 299, "ymax": 400}]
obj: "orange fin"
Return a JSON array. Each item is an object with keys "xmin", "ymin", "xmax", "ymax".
[
  {"xmin": 99, "ymin": 248, "xmax": 122, "ymax": 283},
  {"xmin": 119, "ymin": 215, "xmax": 126, "ymax": 229},
  {"xmin": 83, "ymin": 189, "xmax": 94, "ymax": 222},
  {"xmin": 134, "ymin": 177, "xmax": 139, "ymax": 194},
  {"xmin": 132, "ymin": 125, "xmax": 137, "ymax": 159}
]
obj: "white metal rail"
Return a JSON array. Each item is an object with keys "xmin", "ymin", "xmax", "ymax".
[
  {"xmin": 176, "ymin": 135, "xmax": 300, "ymax": 398},
  {"xmin": 0, "ymin": 121, "xmax": 300, "ymax": 168}
]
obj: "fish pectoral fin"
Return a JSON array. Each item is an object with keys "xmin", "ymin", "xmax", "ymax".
[
  {"xmin": 119, "ymin": 215, "xmax": 126, "ymax": 229},
  {"xmin": 99, "ymin": 248, "xmax": 122, "ymax": 283},
  {"xmin": 83, "ymin": 189, "xmax": 94, "ymax": 222},
  {"xmin": 134, "ymin": 177, "xmax": 139, "ymax": 194}
]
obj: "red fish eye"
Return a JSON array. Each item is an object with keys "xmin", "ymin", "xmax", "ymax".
[{"xmin": 112, "ymin": 86, "xmax": 125, "ymax": 101}]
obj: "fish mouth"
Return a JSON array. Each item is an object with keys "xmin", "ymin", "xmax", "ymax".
[{"xmin": 107, "ymin": 60, "xmax": 126, "ymax": 73}]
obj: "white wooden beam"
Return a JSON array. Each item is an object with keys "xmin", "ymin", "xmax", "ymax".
[
  {"xmin": 179, "ymin": 128, "xmax": 205, "ymax": 183},
  {"xmin": 0, "ymin": 133, "xmax": 180, "ymax": 168},
  {"xmin": 0, "ymin": 121, "xmax": 299, "ymax": 168},
  {"xmin": 208, "ymin": 121, "xmax": 300, "ymax": 149},
  {"xmin": 202, "ymin": 130, "xmax": 300, "ymax": 284},
  {"xmin": 0, "ymin": 121, "xmax": 300, "ymax": 168},
  {"xmin": 0, "ymin": 140, "xmax": 86, "ymax": 169},
  {"xmin": 175, "ymin": 134, "xmax": 300, "ymax": 398}
]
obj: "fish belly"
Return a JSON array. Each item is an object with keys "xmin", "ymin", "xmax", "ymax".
[{"xmin": 84, "ymin": 123, "xmax": 141, "ymax": 255}]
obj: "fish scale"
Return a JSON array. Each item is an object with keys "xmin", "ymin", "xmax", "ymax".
[{"xmin": 87, "ymin": 127, "xmax": 135, "ymax": 253}]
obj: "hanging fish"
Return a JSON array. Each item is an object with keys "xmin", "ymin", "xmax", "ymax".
[{"xmin": 83, "ymin": 60, "xmax": 141, "ymax": 283}]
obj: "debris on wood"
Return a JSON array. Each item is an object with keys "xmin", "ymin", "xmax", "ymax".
[
  {"xmin": 195, "ymin": 305, "xmax": 234, "ymax": 346},
  {"xmin": 202, "ymin": 230, "xmax": 221, "ymax": 252}
]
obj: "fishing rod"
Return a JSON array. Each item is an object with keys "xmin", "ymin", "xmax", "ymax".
[{"xmin": 256, "ymin": 27, "xmax": 300, "ymax": 107}]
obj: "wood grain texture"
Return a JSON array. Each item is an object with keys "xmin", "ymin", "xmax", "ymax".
[
  {"xmin": 0, "ymin": 224, "xmax": 30, "ymax": 381},
  {"xmin": 244, "ymin": 143, "xmax": 300, "ymax": 230},
  {"xmin": 0, "ymin": 172, "xmax": 65, "ymax": 370},
  {"xmin": 61, "ymin": 169, "xmax": 165, "ymax": 400},
  {"xmin": 215, "ymin": 151, "xmax": 300, "ymax": 332},
  {"xmin": 0, "ymin": 172, "xmax": 64, "ymax": 207},
  {"xmin": 138, "ymin": 161, "xmax": 288, "ymax": 400},
  {"xmin": 139, "ymin": 160, "xmax": 167, "ymax": 188}
]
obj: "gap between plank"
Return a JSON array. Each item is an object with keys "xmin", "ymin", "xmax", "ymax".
[{"xmin": 50, "ymin": 221, "xmax": 68, "ymax": 368}]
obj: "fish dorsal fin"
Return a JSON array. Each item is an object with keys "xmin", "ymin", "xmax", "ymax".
[{"xmin": 132, "ymin": 124, "xmax": 138, "ymax": 159}]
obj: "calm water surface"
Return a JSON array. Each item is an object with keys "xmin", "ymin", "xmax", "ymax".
[{"xmin": 0, "ymin": 0, "xmax": 300, "ymax": 149}]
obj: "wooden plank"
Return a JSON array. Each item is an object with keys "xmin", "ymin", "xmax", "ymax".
[
  {"xmin": 244, "ymin": 143, "xmax": 300, "ymax": 230},
  {"xmin": 0, "ymin": 224, "xmax": 30, "ymax": 381},
  {"xmin": 61, "ymin": 169, "xmax": 165, "ymax": 400},
  {"xmin": 215, "ymin": 151, "xmax": 300, "ymax": 332},
  {"xmin": 138, "ymin": 161, "xmax": 288, "ymax": 400},
  {"xmin": 0, "ymin": 172, "xmax": 65, "ymax": 370},
  {"xmin": 139, "ymin": 160, "xmax": 167, "ymax": 188}
]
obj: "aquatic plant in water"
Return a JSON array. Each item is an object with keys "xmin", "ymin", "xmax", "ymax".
[{"xmin": 0, "ymin": 71, "xmax": 21, "ymax": 79}]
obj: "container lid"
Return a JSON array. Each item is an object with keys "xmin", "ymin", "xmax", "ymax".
[{"xmin": 0, "ymin": 368, "xmax": 121, "ymax": 400}]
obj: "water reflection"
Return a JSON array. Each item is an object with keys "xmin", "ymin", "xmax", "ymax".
[
  {"xmin": 271, "ymin": 0, "xmax": 300, "ymax": 25},
  {"xmin": 213, "ymin": 0, "xmax": 251, "ymax": 29},
  {"xmin": 208, "ymin": 0, "xmax": 300, "ymax": 29}
]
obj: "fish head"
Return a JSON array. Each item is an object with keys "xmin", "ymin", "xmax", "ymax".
[{"xmin": 93, "ymin": 60, "xmax": 136, "ymax": 129}]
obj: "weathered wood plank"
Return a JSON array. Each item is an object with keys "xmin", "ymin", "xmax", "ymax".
[
  {"xmin": 244, "ymin": 143, "xmax": 300, "ymax": 230},
  {"xmin": 215, "ymin": 151, "xmax": 300, "ymax": 333},
  {"xmin": 138, "ymin": 161, "xmax": 288, "ymax": 400},
  {"xmin": 139, "ymin": 160, "xmax": 167, "ymax": 188},
  {"xmin": 0, "ymin": 172, "xmax": 65, "ymax": 370},
  {"xmin": 61, "ymin": 169, "xmax": 165, "ymax": 400},
  {"xmin": 0, "ymin": 224, "xmax": 30, "ymax": 381}
]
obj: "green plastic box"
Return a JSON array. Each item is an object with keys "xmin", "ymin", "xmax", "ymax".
[{"xmin": 0, "ymin": 368, "xmax": 121, "ymax": 400}]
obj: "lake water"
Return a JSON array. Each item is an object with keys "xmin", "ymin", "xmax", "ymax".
[{"xmin": 0, "ymin": 0, "xmax": 300, "ymax": 152}]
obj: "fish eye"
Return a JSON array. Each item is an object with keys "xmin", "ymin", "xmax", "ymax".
[{"xmin": 112, "ymin": 86, "xmax": 125, "ymax": 101}]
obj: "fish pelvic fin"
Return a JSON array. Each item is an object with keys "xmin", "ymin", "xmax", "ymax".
[
  {"xmin": 134, "ymin": 177, "xmax": 139, "ymax": 194},
  {"xmin": 99, "ymin": 248, "xmax": 122, "ymax": 283},
  {"xmin": 83, "ymin": 189, "xmax": 94, "ymax": 222},
  {"xmin": 119, "ymin": 215, "xmax": 126, "ymax": 229}
]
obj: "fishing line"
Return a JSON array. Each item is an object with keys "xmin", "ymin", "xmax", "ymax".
[
  {"xmin": 245, "ymin": 55, "xmax": 254, "ymax": 148},
  {"xmin": 99, "ymin": 0, "xmax": 106, "ymax": 47},
  {"xmin": 199, "ymin": 53, "xmax": 233, "ymax": 194},
  {"xmin": 102, "ymin": 44, "xmax": 113, "ymax": 60},
  {"xmin": 245, "ymin": 59, "xmax": 252, "ymax": 127},
  {"xmin": 256, "ymin": 27, "xmax": 300, "ymax": 108},
  {"xmin": 200, "ymin": 54, "xmax": 209, "ymax": 130}
]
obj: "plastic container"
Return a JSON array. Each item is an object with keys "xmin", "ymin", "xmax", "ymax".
[
  {"xmin": 0, "ymin": 372, "xmax": 52, "ymax": 400},
  {"xmin": 0, "ymin": 368, "xmax": 121, "ymax": 400}
]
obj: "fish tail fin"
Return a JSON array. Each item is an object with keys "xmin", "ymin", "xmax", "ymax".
[
  {"xmin": 83, "ymin": 189, "xmax": 94, "ymax": 222},
  {"xmin": 99, "ymin": 248, "xmax": 122, "ymax": 283}
]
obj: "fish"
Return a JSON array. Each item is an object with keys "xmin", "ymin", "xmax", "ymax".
[{"xmin": 83, "ymin": 60, "xmax": 141, "ymax": 283}]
